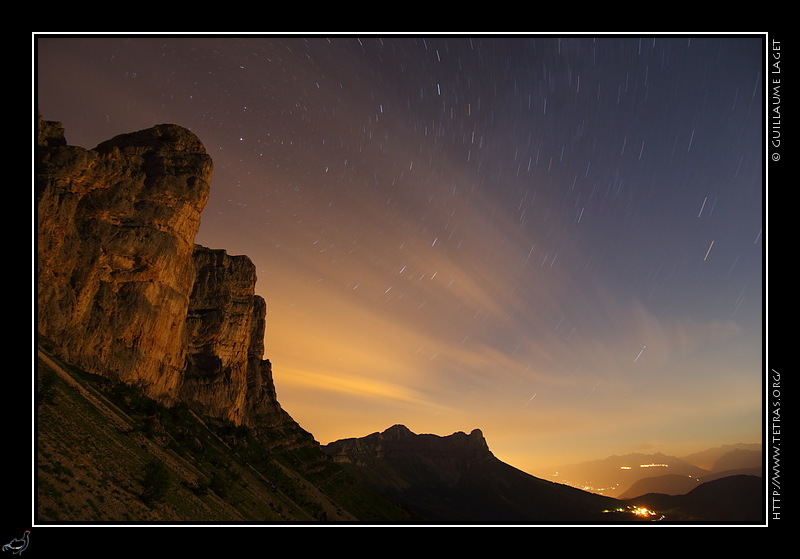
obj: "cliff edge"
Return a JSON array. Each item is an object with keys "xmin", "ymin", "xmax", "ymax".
[{"xmin": 36, "ymin": 115, "xmax": 287, "ymax": 428}]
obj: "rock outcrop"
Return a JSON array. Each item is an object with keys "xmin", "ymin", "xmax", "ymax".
[
  {"xmin": 324, "ymin": 424, "xmax": 492, "ymax": 472},
  {"xmin": 36, "ymin": 115, "xmax": 287, "ymax": 427},
  {"xmin": 37, "ymin": 117, "xmax": 212, "ymax": 403},
  {"xmin": 182, "ymin": 246, "xmax": 287, "ymax": 427}
]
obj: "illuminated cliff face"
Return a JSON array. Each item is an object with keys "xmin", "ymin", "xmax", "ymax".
[
  {"xmin": 37, "ymin": 118, "xmax": 212, "ymax": 402},
  {"xmin": 37, "ymin": 116, "xmax": 295, "ymax": 430},
  {"xmin": 181, "ymin": 246, "xmax": 287, "ymax": 427}
]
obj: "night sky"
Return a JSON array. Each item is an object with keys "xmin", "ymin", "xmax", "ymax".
[{"xmin": 35, "ymin": 34, "xmax": 764, "ymax": 477}]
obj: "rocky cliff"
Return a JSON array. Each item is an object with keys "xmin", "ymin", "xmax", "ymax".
[
  {"xmin": 182, "ymin": 246, "xmax": 288, "ymax": 427},
  {"xmin": 36, "ymin": 115, "xmax": 285, "ymax": 428},
  {"xmin": 34, "ymin": 116, "xmax": 424, "ymax": 523},
  {"xmin": 324, "ymin": 424, "xmax": 492, "ymax": 474}
]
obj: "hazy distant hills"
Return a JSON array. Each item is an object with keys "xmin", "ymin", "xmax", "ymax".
[
  {"xmin": 550, "ymin": 452, "xmax": 707, "ymax": 496},
  {"xmin": 552, "ymin": 444, "xmax": 763, "ymax": 500},
  {"xmin": 682, "ymin": 444, "xmax": 763, "ymax": 471},
  {"xmin": 617, "ymin": 466, "xmax": 762, "ymax": 500},
  {"xmin": 618, "ymin": 474, "xmax": 702, "ymax": 499},
  {"xmin": 321, "ymin": 425, "xmax": 621, "ymax": 523}
]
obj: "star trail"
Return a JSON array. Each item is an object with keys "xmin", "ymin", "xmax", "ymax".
[{"xmin": 35, "ymin": 34, "xmax": 764, "ymax": 475}]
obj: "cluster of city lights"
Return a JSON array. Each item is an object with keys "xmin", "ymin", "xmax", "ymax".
[{"xmin": 602, "ymin": 505, "xmax": 664, "ymax": 520}]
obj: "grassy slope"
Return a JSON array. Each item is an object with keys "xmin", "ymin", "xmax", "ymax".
[{"xmin": 35, "ymin": 346, "xmax": 414, "ymax": 523}]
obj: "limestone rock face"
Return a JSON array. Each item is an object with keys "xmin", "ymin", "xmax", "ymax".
[
  {"xmin": 37, "ymin": 116, "xmax": 212, "ymax": 403},
  {"xmin": 37, "ymin": 115, "xmax": 296, "ymax": 430},
  {"xmin": 182, "ymin": 246, "xmax": 287, "ymax": 426}
]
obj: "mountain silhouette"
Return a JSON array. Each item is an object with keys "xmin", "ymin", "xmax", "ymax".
[{"xmin": 322, "ymin": 425, "xmax": 621, "ymax": 523}]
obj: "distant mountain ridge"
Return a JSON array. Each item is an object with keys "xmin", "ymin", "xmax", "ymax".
[
  {"xmin": 681, "ymin": 443, "xmax": 762, "ymax": 471},
  {"xmin": 322, "ymin": 425, "xmax": 621, "ymax": 523},
  {"xmin": 552, "ymin": 444, "xmax": 763, "ymax": 499},
  {"xmin": 551, "ymin": 452, "xmax": 707, "ymax": 496},
  {"xmin": 618, "ymin": 466, "xmax": 763, "ymax": 500},
  {"xmin": 550, "ymin": 443, "xmax": 762, "ymax": 498}
]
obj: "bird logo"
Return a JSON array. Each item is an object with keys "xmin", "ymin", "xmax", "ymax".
[{"xmin": 2, "ymin": 531, "xmax": 29, "ymax": 555}]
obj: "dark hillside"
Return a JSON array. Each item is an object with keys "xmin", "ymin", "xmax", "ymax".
[
  {"xmin": 36, "ymin": 346, "xmax": 417, "ymax": 523},
  {"xmin": 626, "ymin": 475, "xmax": 763, "ymax": 522},
  {"xmin": 323, "ymin": 425, "xmax": 622, "ymax": 523}
]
